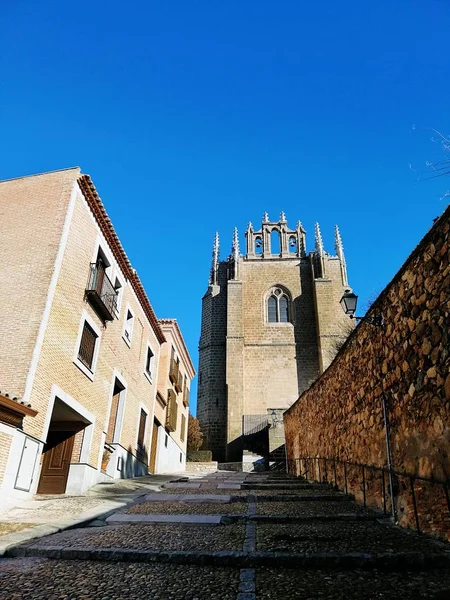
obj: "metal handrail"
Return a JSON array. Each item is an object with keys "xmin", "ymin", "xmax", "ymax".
[{"xmin": 288, "ymin": 455, "xmax": 450, "ymax": 535}]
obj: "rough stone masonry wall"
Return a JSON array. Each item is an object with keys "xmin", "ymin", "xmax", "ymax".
[{"xmin": 284, "ymin": 204, "xmax": 450, "ymax": 541}]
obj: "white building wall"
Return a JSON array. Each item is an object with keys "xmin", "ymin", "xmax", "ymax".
[{"xmin": 155, "ymin": 426, "xmax": 186, "ymax": 474}]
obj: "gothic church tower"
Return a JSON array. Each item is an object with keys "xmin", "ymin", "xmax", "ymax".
[{"xmin": 197, "ymin": 213, "xmax": 352, "ymax": 462}]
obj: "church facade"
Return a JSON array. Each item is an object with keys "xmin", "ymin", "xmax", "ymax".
[{"xmin": 197, "ymin": 212, "xmax": 353, "ymax": 463}]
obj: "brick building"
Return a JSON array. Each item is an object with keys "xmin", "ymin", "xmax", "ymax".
[
  {"xmin": 0, "ymin": 168, "xmax": 193, "ymax": 507},
  {"xmin": 197, "ymin": 213, "xmax": 353, "ymax": 462},
  {"xmin": 150, "ymin": 319, "xmax": 195, "ymax": 474}
]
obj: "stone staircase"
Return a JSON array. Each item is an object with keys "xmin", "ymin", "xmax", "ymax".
[{"xmin": 3, "ymin": 472, "xmax": 450, "ymax": 599}]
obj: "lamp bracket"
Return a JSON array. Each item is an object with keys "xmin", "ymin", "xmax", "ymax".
[{"xmin": 350, "ymin": 314, "xmax": 384, "ymax": 328}]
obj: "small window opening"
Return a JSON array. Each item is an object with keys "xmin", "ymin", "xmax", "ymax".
[
  {"xmin": 255, "ymin": 236, "xmax": 263, "ymax": 255},
  {"xmin": 78, "ymin": 321, "xmax": 98, "ymax": 370},
  {"xmin": 146, "ymin": 347, "xmax": 154, "ymax": 377},
  {"xmin": 124, "ymin": 309, "xmax": 134, "ymax": 342}
]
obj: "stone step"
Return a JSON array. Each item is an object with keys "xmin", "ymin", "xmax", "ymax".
[
  {"xmin": 241, "ymin": 483, "xmax": 330, "ymax": 490},
  {"xmin": 9, "ymin": 544, "xmax": 450, "ymax": 571}
]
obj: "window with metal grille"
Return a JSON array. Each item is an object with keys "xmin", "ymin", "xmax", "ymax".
[
  {"xmin": 77, "ymin": 321, "xmax": 98, "ymax": 369},
  {"xmin": 267, "ymin": 287, "xmax": 290, "ymax": 323},
  {"xmin": 137, "ymin": 408, "xmax": 147, "ymax": 449}
]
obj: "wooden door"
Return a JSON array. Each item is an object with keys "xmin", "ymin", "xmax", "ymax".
[
  {"xmin": 37, "ymin": 431, "xmax": 75, "ymax": 494},
  {"xmin": 149, "ymin": 422, "xmax": 158, "ymax": 473}
]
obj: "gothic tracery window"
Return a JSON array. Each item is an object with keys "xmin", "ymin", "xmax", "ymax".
[{"xmin": 267, "ymin": 287, "xmax": 290, "ymax": 323}]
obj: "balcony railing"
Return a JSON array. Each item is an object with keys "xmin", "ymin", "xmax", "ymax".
[{"xmin": 85, "ymin": 262, "xmax": 118, "ymax": 322}]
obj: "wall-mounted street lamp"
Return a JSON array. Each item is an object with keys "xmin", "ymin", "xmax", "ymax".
[
  {"xmin": 271, "ymin": 409, "xmax": 278, "ymax": 427},
  {"xmin": 340, "ymin": 290, "xmax": 384, "ymax": 328}
]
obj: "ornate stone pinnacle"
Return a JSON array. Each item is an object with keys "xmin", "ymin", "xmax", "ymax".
[
  {"xmin": 334, "ymin": 225, "xmax": 346, "ymax": 264},
  {"xmin": 335, "ymin": 225, "xmax": 348, "ymax": 286},
  {"xmin": 231, "ymin": 227, "xmax": 240, "ymax": 261},
  {"xmin": 247, "ymin": 221, "xmax": 253, "ymax": 231},
  {"xmin": 280, "ymin": 211, "xmax": 286, "ymax": 222},
  {"xmin": 209, "ymin": 231, "xmax": 220, "ymax": 285},
  {"xmin": 297, "ymin": 220, "xmax": 305, "ymax": 233},
  {"xmin": 315, "ymin": 222, "xmax": 325, "ymax": 256},
  {"xmin": 263, "ymin": 211, "xmax": 269, "ymax": 223}
]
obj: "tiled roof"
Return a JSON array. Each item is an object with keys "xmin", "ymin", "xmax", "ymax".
[
  {"xmin": 78, "ymin": 174, "xmax": 166, "ymax": 345},
  {"xmin": 0, "ymin": 391, "xmax": 37, "ymax": 417}
]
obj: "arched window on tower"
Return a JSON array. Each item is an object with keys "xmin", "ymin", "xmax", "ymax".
[
  {"xmin": 255, "ymin": 236, "xmax": 263, "ymax": 255},
  {"xmin": 267, "ymin": 287, "xmax": 290, "ymax": 323}
]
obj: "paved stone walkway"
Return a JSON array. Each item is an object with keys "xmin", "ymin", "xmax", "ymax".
[
  {"xmin": 0, "ymin": 474, "xmax": 173, "ymax": 555},
  {"xmin": 1, "ymin": 471, "xmax": 450, "ymax": 599}
]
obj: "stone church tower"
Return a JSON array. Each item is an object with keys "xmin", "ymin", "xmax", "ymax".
[{"xmin": 197, "ymin": 213, "xmax": 353, "ymax": 462}]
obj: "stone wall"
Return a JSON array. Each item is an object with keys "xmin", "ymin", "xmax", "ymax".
[{"xmin": 284, "ymin": 205, "xmax": 450, "ymax": 540}]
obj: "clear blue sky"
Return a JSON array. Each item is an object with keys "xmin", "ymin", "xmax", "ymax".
[{"xmin": 1, "ymin": 1, "xmax": 449, "ymax": 414}]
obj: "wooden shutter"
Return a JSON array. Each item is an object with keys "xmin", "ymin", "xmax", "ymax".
[{"xmin": 137, "ymin": 409, "xmax": 147, "ymax": 448}]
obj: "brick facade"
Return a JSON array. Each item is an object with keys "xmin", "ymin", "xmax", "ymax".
[
  {"xmin": 153, "ymin": 320, "xmax": 195, "ymax": 473},
  {"xmin": 0, "ymin": 168, "xmax": 181, "ymax": 505}
]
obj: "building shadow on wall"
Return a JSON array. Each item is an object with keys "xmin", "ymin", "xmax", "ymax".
[
  {"xmin": 121, "ymin": 445, "xmax": 149, "ymax": 479},
  {"xmin": 293, "ymin": 281, "xmax": 320, "ymax": 397}
]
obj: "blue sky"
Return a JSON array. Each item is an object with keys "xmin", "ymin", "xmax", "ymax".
[{"xmin": 1, "ymin": 1, "xmax": 449, "ymax": 414}]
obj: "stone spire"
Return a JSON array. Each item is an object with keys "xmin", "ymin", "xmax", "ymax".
[
  {"xmin": 263, "ymin": 211, "xmax": 269, "ymax": 223},
  {"xmin": 209, "ymin": 231, "xmax": 220, "ymax": 285},
  {"xmin": 229, "ymin": 227, "xmax": 240, "ymax": 280},
  {"xmin": 315, "ymin": 222, "xmax": 325, "ymax": 256},
  {"xmin": 231, "ymin": 227, "xmax": 240, "ymax": 262},
  {"xmin": 335, "ymin": 225, "xmax": 348, "ymax": 286},
  {"xmin": 280, "ymin": 211, "xmax": 286, "ymax": 223},
  {"xmin": 314, "ymin": 222, "xmax": 326, "ymax": 277},
  {"xmin": 296, "ymin": 220, "xmax": 306, "ymax": 256}
]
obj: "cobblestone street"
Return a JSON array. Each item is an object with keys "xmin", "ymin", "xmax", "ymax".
[{"xmin": 1, "ymin": 471, "xmax": 450, "ymax": 599}]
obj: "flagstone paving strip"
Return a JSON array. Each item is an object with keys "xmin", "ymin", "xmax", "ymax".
[
  {"xmin": 255, "ymin": 567, "xmax": 450, "ymax": 600},
  {"xmin": 125, "ymin": 501, "xmax": 248, "ymax": 515},
  {"xmin": 163, "ymin": 487, "xmax": 252, "ymax": 495},
  {"xmin": 256, "ymin": 522, "xmax": 449, "ymax": 554},
  {"xmin": 256, "ymin": 500, "xmax": 378, "ymax": 517},
  {"xmin": 0, "ymin": 558, "xmax": 239, "ymax": 600},
  {"xmin": 107, "ymin": 513, "xmax": 223, "ymax": 525},
  {"xmin": 17, "ymin": 522, "xmax": 246, "ymax": 552},
  {"xmin": 144, "ymin": 493, "xmax": 233, "ymax": 502}
]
